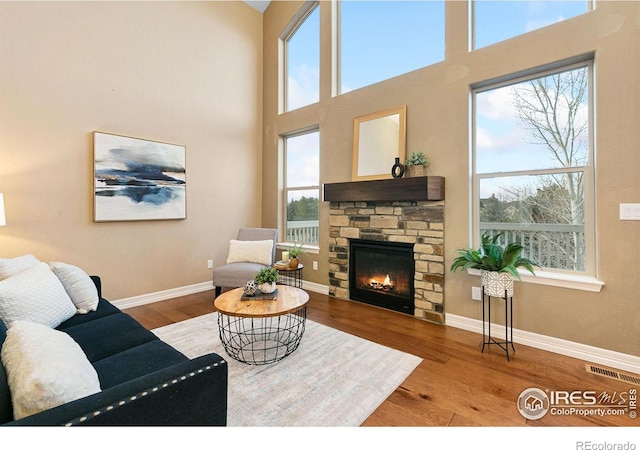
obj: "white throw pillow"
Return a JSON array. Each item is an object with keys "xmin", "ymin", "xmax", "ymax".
[
  {"xmin": 0, "ymin": 254, "xmax": 40, "ymax": 281},
  {"xmin": 0, "ymin": 262, "xmax": 77, "ymax": 328},
  {"xmin": 226, "ymin": 239, "xmax": 273, "ymax": 266},
  {"xmin": 49, "ymin": 262, "xmax": 99, "ymax": 314},
  {"xmin": 1, "ymin": 320, "xmax": 101, "ymax": 420}
]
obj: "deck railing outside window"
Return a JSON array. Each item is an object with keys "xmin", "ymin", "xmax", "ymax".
[
  {"xmin": 286, "ymin": 220, "xmax": 319, "ymax": 245},
  {"xmin": 480, "ymin": 223, "xmax": 585, "ymax": 272},
  {"xmin": 286, "ymin": 220, "xmax": 585, "ymax": 270}
]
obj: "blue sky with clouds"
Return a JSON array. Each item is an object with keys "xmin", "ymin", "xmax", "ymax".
[{"xmin": 286, "ymin": 1, "xmax": 590, "ymax": 197}]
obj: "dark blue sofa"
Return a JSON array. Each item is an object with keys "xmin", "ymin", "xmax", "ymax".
[{"xmin": 0, "ymin": 276, "xmax": 227, "ymax": 426}]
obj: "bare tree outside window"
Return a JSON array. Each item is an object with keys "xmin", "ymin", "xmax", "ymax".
[{"xmin": 475, "ymin": 64, "xmax": 592, "ymax": 272}]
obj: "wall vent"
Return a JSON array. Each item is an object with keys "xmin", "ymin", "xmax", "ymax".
[{"xmin": 585, "ymin": 364, "xmax": 640, "ymax": 387}]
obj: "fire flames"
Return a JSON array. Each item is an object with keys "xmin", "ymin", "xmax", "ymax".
[{"xmin": 369, "ymin": 274, "xmax": 394, "ymax": 292}]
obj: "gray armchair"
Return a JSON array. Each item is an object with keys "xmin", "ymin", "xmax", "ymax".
[{"xmin": 212, "ymin": 228, "xmax": 278, "ymax": 298}]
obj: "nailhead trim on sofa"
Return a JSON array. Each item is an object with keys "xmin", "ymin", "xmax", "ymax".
[{"xmin": 64, "ymin": 361, "xmax": 226, "ymax": 426}]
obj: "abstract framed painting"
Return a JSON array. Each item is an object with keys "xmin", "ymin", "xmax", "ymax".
[{"xmin": 93, "ymin": 132, "xmax": 186, "ymax": 222}]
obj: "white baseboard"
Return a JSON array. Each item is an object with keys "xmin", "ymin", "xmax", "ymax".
[
  {"xmin": 112, "ymin": 280, "xmax": 327, "ymax": 310},
  {"xmin": 112, "ymin": 281, "xmax": 214, "ymax": 310},
  {"xmin": 446, "ymin": 313, "xmax": 640, "ymax": 375},
  {"xmin": 302, "ymin": 280, "xmax": 330, "ymax": 295},
  {"xmin": 112, "ymin": 281, "xmax": 638, "ymax": 375}
]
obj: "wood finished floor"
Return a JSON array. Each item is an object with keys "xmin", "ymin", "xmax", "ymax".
[{"xmin": 126, "ymin": 289, "xmax": 637, "ymax": 427}]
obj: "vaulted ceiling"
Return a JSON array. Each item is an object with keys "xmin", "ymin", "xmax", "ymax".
[{"xmin": 244, "ymin": 1, "xmax": 270, "ymax": 13}]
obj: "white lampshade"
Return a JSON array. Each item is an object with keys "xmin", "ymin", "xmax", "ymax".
[{"xmin": 0, "ymin": 193, "xmax": 5, "ymax": 227}]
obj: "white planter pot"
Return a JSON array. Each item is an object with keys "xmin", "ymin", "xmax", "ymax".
[
  {"xmin": 258, "ymin": 282, "xmax": 276, "ymax": 294},
  {"xmin": 481, "ymin": 270, "xmax": 514, "ymax": 297}
]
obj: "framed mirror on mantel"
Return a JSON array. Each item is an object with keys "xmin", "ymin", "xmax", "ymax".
[{"xmin": 352, "ymin": 105, "xmax": 406, "ymax": 181}]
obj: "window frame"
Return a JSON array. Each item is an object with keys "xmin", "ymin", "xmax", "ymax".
[
  {"xmin": 470, "ymin": 59, "xmax": 602, "ymax": 292},
  {"xmin": 470, "ymin": 0, "xmax": 595, "ymax": 51},
  {"xmin": 282, "ymin": 1, "xmax": 320, "ymax": 113},
  {"xmin": 282, "ymin": 127, "xmax": 321, "ymax": 250},
  {"xmin": 337, "ymin": 0, "xmax": 445, "ymax": 95}
]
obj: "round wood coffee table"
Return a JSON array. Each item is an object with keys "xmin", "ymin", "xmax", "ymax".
[{"xmin": 213, "ymin": 285, "xmax": 309, "ymax": 365}]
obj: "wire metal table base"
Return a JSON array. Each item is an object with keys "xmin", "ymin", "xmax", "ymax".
[
  {"xmin": 276, "ymin": 264, "xmax": 303, "ymax": 288},
  {"xmin": 217, "ymin": 307, "xmax": 307, "ymax": 365}
]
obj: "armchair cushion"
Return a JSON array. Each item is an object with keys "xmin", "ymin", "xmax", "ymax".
[
  {"xmin": 213, "ymin": 228, "xmax": 278, "ymax": 294},
  {"xmin": 226, "ymin": 239, "xmax": 273, "ymax": 266},
  {"xmin": 236, "ymin": 227, "xmax": 278, "ymax": 263},
  {"xmin": 213, "ymin": 262, "xmax": 269, "ymax": 289}
]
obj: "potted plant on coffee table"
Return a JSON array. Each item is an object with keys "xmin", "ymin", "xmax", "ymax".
[
  {"xmin": 450, "ymin": 233, "xmax": 539, "ymax": 297},
  {"xmin": 404, "ymin": 151, "xmax": 429, "ymax": 177},
  {"xmin": 288, "ymin": 243, "xmax": 307, "ymax": 268},
  {"xmin": 254, "ymin": 267, "xmax": 279, "ymax": 294}
]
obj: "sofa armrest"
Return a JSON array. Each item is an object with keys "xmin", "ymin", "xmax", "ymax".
[
  {"xmin": 6, "ymin": 353, "xmax": 227, "ymax": 426},
  {"xmin": 90, "ymin": 275, "xmax": 102, "ymax": 299}
]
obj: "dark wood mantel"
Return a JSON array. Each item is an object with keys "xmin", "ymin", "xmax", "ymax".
[{"xmin": 323, "ymin": 176, "xmax": 444, "ymax": 202}]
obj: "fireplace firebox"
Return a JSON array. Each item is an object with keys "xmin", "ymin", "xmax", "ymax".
[{"xmin": 349, "ymin": 239, "xmax": 415, "ymax": 315}]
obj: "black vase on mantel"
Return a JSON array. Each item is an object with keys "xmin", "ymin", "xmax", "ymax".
[{"xmin": 391, "ymin": 157, "xmax": 405, "ymax": 179}]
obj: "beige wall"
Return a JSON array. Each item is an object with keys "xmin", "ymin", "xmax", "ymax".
[
  {"xmin": 262, "ymin": 1, "xmax": 640, "ymax": 356},
  {"xmin": 1, "ymin": 1, "xmax": 637, "ymax": 357},
  {"xmin": 0, "ymin": 1, "xmax": 263, "ymax": 300}
]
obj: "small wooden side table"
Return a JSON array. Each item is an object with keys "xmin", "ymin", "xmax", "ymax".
[{"xmin": 276, "ymin": 263, "xmax": 304, "ymax": 288}]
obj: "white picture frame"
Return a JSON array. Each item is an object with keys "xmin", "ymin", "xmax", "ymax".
[{"xmin": 93, "ymin": 132, "xmax": 186, "ymax": 222}]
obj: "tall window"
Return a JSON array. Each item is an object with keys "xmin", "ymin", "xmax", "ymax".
[
  {"xmin": 472, "ymin": 0, "xmax": 591, "ymax": 50},
  {"xmin": 339, "ymin": 1, "xmax": 444, "ymax": 94},
  {"xmin": 284, "ymin": 129, "xmax": 320, "ymax": 245},
  {"xmin": 473, "ymin": 62, "xmax": 594, "ymax": 274},
  {"xmin": 285, "ymin": 3, "xmax": 320, "ymax": 112}
]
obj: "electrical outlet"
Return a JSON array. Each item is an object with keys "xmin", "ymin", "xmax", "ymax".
[
  {"xmin": 620, "ymin": 203, "xmax": 640, "ymax": 220},
  {"xmin": 472, "ymin": 286, "xmax": 482, "ymax": 301},
  {"xmin": 312, "ymin": 261, "xmax": 318, "ymax": 271},
  {"xmin": 207, "ymin": 259, "xmax": 213, "ymax": 269}
]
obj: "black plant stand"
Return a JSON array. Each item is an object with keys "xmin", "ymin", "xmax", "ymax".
[{"xmin": 481, "ymin": 286, "xmax": 515, "ymax": 361}]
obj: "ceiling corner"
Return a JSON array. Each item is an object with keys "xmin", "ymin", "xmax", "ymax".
[{"xmin": 244, "ymin": 1, "xmax": 271, "ymax": 14}]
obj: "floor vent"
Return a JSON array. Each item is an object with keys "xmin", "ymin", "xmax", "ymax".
[{"xmin": 585, "ymin": 364, "xmax": 640, "ymax": 387}]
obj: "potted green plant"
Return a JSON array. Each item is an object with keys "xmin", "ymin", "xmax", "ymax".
[
  {"xmin": 254, "ymin": 267, "xmax": 279, "ymax": 294},
  {"xmin": 404, "ymin": 151, "xmax": 429, "ymax": 177},
  {"xmin": 450, "ymin": 233, "xmax": 539, "ymax": 297},
  {"xmin": 288, "ymin": 243, "xmax": 307, "ymax": 268}
]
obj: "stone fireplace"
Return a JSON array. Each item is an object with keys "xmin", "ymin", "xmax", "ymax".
[{"xmin": 324, "ymin": 176, "xmax": 445, "ymax": 324}]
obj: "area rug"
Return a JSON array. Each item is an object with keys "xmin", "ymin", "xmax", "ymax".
[{"xmin": 152, "ymin": 312, "xmax": 422, "ymax": 427}]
